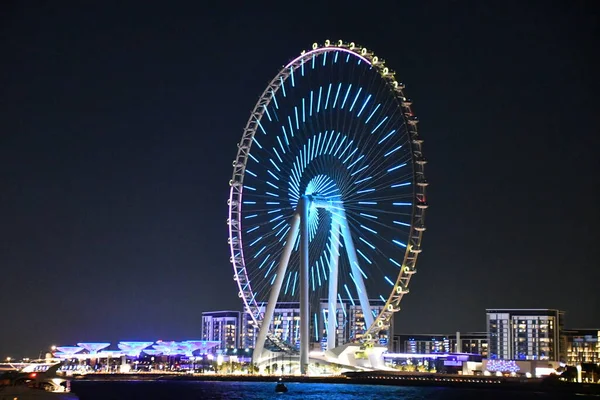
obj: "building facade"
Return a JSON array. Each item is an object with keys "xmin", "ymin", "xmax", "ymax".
[
  {"xmin": 486, "ymin": 309, "xmax": 565, "ymax": 361},
  {"xmin": 393, "ymin": 332, "xmax": 488, "ymax": 357},
  {"xmin": 563, "ymin": 329, "xmax": 600, "ymax": 365},
  {"xmin": 240, "ymin": 302, "xmax": 301, "ymax": 349},
  {"xmin": 201, "ymin": 311, "xmax": 240, "ymax": 351},
  {"xmin": 318, "ymin": 299, "xmax": 389, "ymax": 349}
]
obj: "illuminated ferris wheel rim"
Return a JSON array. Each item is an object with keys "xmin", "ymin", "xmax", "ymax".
[{"xmin": 228, "ymin": 40, "xmax": 428, "ymax": 343}]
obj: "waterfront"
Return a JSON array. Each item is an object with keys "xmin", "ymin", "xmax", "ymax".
[{"xmin": 69, "ymin": 380, "xmax": 596, "ymax": 400}]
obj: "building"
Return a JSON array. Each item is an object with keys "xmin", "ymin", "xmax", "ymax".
[
  {"xmin": 318, "ymin": 299, "xmax": 389, "ymax": 349},
  {"xmin": 563, "ymin": 329, "xmax": 600, "ymax": 365},
  {"xmin": 486, "ymin": 309, "xmax": 565, "ymax": 361},
  {"xmin": 240, "ymin": 302, "xmax": 301, "ymax": 349},
  {"xmin": 393, "ymin": 332, "xmax": 488, "ymax": 357},
  {"xmin": 201, "ymin": 311, "xmax": 240, "ymax": 351}
]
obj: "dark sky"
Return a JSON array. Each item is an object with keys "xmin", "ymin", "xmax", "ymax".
[{"xmin": 1, "ymin": 1, "xmax": 598, "ymax": 358}]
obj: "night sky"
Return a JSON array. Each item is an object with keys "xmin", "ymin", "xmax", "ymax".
[{"xmin": 1, "ymin": 1, "xmax": 598, "ymax": 359}]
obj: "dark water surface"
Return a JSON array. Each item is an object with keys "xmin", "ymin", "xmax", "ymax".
[{"xmin": 70, "ymin": 380, "xmax": 594, "ymax": 400}]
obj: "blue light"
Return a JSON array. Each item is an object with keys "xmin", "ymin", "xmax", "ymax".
[
  {"xmin": 360, "ymin": 212, "xmax": 377, "ymax": 219},
  {"xmin": 301, "ymin": 59, "xmax": 304, "ymax": 76},
  {"xmin": 355, "ymin": 263, "xmax": 368, "ymax": 280},
  {"xmin": 249, "ymin": 236, "xmax": 262, "ymax": 246},
  {"xmin": 281, "ymin": 126, "xmax": 289, "ymax": 145},
  {"xmin": 378, "ymin": 129, "xmax": 396, "ymax": 144},
  {"xmin": 338, "ymin": 293, "xmax": 347, "ymax": 316},
  {"xmin": 272, "ymin": 219, "xmax": 286, "ymax": 231},
  {"xmin": 267, "ymin": 208, "xmax": 281, "ymax": 214},
  {"xmin": 244, "ymin": 185, "xmax": 256, "ymax": 191},
  {"xmin": 248, "ymin": 153, "xmax": 259, "ymax": 163},
  {"xmin": 277, "ymin": 136, "xmax": 286, "ymax": 154},
  {"xmin": 290, "ymin": 66, "xmax": 295, "ymax": 87},
  {"xmin": 388, "ymin": 163, "xmax": 407, "ymax": 172},
  {"xmin": 334, "ymin": 51, "xmax": 339, "ymax": 63},
  {"xmin": 267, "ymin": 170, "xmax": 279, "ymax": 181},
  {"xmin": 317, "ymin": 86, "xmax": 323, "ymax": 113},
  {"xmin": 256, "ymin": 119, "xmax": 267, "ymax": 135},
  {"xmin": 334, "ymin": 136, "xmax": 346, "ymax": 156},
  {"xmin": 270, "ymin": 274, "xmax": 277, "ymax": 285},
  {"xmin": 384, "ymin": 145, "xmax": 402, "ymax": 157},
  {"xmin": 272, "ymin": 91, "xmax": 279, "ymax": 109},
  {"xmin": 266, "ymin": 192, "xmax": 279, "ymax": 197},
  {"xmin": 316, "ymin": 260, "xmax": 322, "ymax": 285},
  {"xmin": 329, "ymin": 132, "xmax": 341, "ymax": 154},
  {"xmin": 344, "ymin": 284, "xmax": 355, "ymax": 306},
  {"xmin": 253, "ymin": 136, "xmax": 263, "ymax": 149},
  {"xmin": 273, "ymin": 147, "xmax": 283, "ymax": 163},
  {"xmin": 279, "ymin": 77, "xmax": 286, "ymax": 97},
  {"xmin": 348, "ymin": 154, "xmax": 364, "ymax": 169},
  {"xmin": 339, "ymin": 140, "xmax": 353, "ymax": 158},
  {"xmin": 389, "ymin": 258, "xmax": 401, "ymax": 267},
  {"xmin": 371, "ymin": 116, "xmax": 389, "ymax": 133},
  {"xmin": 393, "ymin": 202, "xmax": 411, "ymax": 206},
  {"xmin": 325, "ymin": 83, "xmax": 332, "ymax": 109},
  {"xmin": 358, "ymin": 201, "xmax": 377, "ymax": 205},
  {"xmin": 302, "ymin": 97, "xmax": 306, "ymax": 123},
  {"xmin": 254, "ymin": 245, "xmax": 266, "ymax": 258},
  {"xmin": 269, "ymin": 159, "xmax": 281, "ymax": 172},
  {"xmin": 349, "ymin": 87, "xmax": 363, "ymax": 112},
  {"xmin": 314, "ymin": 313, "xmax": 319, "ymax": 340},
  {"xmin": 355, "ymin": 176, "xmax": 372, "ymax": 184},
  {"xmin": 360, "ymin": 224, "xmax": 378, "ymax": 234},
  {"xmin": 245, "ymin": 169, "xmax": 257, "ymax": 177},
  {"xmin": 393, "ymin": 220, "xmax": 411, "ymax": 227},
  {"xmin": 341, "ymin": 84, "xmax": 352, "ymax": 108},
  {"xmin": 264, "ymin": 260, "xmax": 276, "ymax": 278},
  {"xmin": 349, "ymin": 272, "xmax": 362, "ymax": 294},
  {"xmin": 365, "ymin": 104, "xmax": 381, "ymax": 123},
  {"xmin": 288, "ymin": 116, "xmax": 294, "ymax": 137},
  {"xmin": 284, "ymin": 272, "xmax": 291, "ymax": 295},
  {"xmin": 332, "ymin": 83, "xmax": 342, "ymax": 108},
  {"xmin": 359, "ymin": 237, "xmax": 376, "ymax": 250},
  {"xmin": 311, "ymin": 267, "xmax": 316, "ymax": 291},
  {"xmin": 346, "ymin": 53, "xmax": 350, "ymax": 62},
  {"xmin": 291, "ymin": 271, "xmax": 298, "ymax": 296},
  {"xmin": 391, "ymin": 182, "xmax": 411, "ymax": 188},
  {"xmin": 294, "ymin": 107, "xmax": 299, "ymax": 130},
  {"xmin": 310, "ymin": 91, "xmax": 314, "ymax": 116},
  {"xmin": 263, "ymin": 105, "xmax": 272, "ymax": 121},
  {"xmin": 320, "ymin": 257, "xmax": 328, "ymax": 281},
  {"xmin": 384, "ymin": 276, "xmax": 395, "ymax": 286},
  {"xmin": 357, "ymin": 94, "xmax": 372, "ymax": 116},
  {"xmin": 243, "ymin": 201, "xmax": 256, "ymax": 205},
  {"xmin": 343, "ymin": 148, "xmax": 358, "ymax": 164},
  {"xmin": 393, "ymin": 239, "xmax": 407, "ymax": 248},
  {"xmin": 312, "ymin": 54, "xmax": 315, "ymax": 69},
  {"xmin": 379, "ymin": 295, "xmax": 386, "ymax": 303},
  {"xmin": 266, "ymin": 201, "xmax": 280, "ymax": 205},
  {"xmin": 356, "ymin": 188, "xmax": 375, "ymax": 194}
]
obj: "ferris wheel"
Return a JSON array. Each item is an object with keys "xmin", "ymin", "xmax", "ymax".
[{"xmin": 227, "ymin": 40, "xmax": 427, "ymax": 373}]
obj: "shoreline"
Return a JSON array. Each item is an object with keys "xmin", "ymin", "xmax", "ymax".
[{"xmin": 71, "ymin": 372, "xmax": 600, "ymax": 395}]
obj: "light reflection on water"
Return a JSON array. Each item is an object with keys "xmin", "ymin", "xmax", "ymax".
[{"xmin": 71, "ymin": 380, "xmax": 581, "ymax": 400}]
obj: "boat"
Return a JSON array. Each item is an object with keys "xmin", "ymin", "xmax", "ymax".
[
  {"xmin": 0, "ymin": 363, "xmax": 79, "ymax": 400},
  {"xmin": 275, "ymin": 378, "xmax": 288, "ymax": 393}
]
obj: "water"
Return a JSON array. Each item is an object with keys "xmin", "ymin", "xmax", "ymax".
[{"xmin": 70, "ymin": 380, "xmax": 592, "ymax": 400}]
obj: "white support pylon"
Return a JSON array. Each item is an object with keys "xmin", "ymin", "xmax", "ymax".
[
  {"xmin": 327, "ymin": 215, "xmax": 341, "ymax": 351},
  {"xmin": 298, "ymin": 195, "xmax": 310, "ymax": 375},
  {"xmin": 252, "ymin": 213, "xmax": 300, "ymax": 365},
  {"xmin": 338, "ymin": 208, "xmax": 374, "ymax": 330}
]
